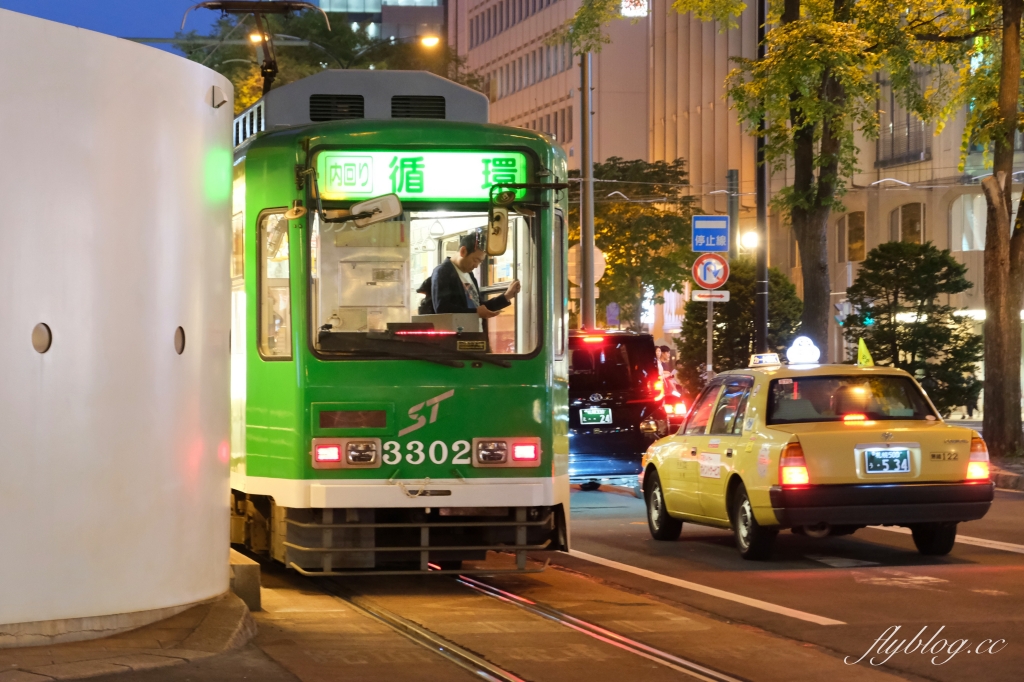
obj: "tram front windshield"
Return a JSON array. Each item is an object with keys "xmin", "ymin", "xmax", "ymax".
[{"xmin": 310, "ymin": 210, "xmax": 538, "ymax": 356}]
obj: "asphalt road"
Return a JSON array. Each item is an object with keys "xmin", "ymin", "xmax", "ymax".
[{"xmin": 562, "ymin": 485, "xmax": 1024, "ymax": 682}]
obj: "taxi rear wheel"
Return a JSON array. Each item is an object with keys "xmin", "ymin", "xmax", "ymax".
[
  {"xmin": 910, "ymin": 522, "xmax": 958, "ymax": 556},
  {"xmin": 732, "ymin": 486, "xmax": 777, "ymax": 560},
  {"xmin": 645, "ymin": 471, "xmax": 683, "ymax": 541}
]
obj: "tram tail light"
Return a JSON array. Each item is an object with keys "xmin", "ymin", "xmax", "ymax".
[
  {"xmin": 512, "ymin": 444, "xmax": 538, "ymax": 461},
  {"xmin": 779, "ymin": 443, "xmax": 809, "ymax": 487},
  {"xmin": 472, "ymin": 438, "xmax": 542, "ymax": 467},
  {"xmin": 314, "ymin": 444, "xmax": 341, "ymax": 462},
  {"xmin": 967, "ymin": 437, "xmax": 990, "ymax": 480}
]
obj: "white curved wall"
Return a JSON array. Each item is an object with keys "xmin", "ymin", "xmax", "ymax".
[{"xmin": 0, "ymin": 10, "xmax": 233, "ymax": 634}]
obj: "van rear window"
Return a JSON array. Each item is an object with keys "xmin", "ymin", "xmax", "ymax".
[
  {"xmin": 569, "ymin": 338, "xmax": 658, "ymax": 393},
  {"xmin": 766, "ymin": 375, "xmax": 936, "ymax": 424}
]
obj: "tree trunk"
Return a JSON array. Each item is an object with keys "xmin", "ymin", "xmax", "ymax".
[
  {"xmin": 982, "ymin": 0, "xmax": 1024, "ymax": 458},
  {"xmin": 782, "ymin": 0, "xmax": 836, "ymax": 352}
]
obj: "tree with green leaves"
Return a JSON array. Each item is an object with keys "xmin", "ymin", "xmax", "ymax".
[
  {"xmin": 675, "ymin": 259, "xmax": 802, "ymax": 397},
  {"xmin": 558, "ymin": 1, "xmax": 974, "ymax": 352},
  {"xmin": 567, "ymin": 157, "xmax": 696, "ymax": 329},
  {"xmin": 176, "ymin": 12, "xmax": 481, "ymax": 114},
  {"xmin": 953, "ymin": 1, "xmax": 1024, "ymax": 455},
  {"xmin": 842, "ymin": 241, "xmax": 982, "ymax": 417}
]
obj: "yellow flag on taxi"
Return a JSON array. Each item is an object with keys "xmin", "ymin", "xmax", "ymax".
[{"xmin": 857, "ymin": 338, "xmax": 875, "ymax": 367}]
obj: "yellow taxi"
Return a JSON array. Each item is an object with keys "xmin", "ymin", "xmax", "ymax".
[{"xmin": 640, "ymin": 345, "xmax": 994, "ymax": 560}]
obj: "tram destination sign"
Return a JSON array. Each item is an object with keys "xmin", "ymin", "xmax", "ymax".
[{"xmin": 315, "ymin": 150, "xmax": 529, "ymax": 202}]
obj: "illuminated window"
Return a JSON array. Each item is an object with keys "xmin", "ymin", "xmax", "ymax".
[
  {"xmin": 889, "ymin": 203, "xmax": 924, "ymax": 244},
  {"xmin": 836, "ymin": 211, "xmax": 865, "ymax": 262}
]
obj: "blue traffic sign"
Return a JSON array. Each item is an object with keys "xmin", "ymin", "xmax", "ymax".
[{"xmin": 692, "ymin": 215, "xmax": 729, "ymax": 253}]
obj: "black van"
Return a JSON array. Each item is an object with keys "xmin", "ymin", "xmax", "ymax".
[{"xmin": 568, "ymin": 330, "xmax": 667, "ymax": 496}]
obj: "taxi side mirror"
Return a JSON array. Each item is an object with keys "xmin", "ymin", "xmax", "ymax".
[{"xmin": 486, "ymin": 207, "xmax": 509, "ymax": 256}]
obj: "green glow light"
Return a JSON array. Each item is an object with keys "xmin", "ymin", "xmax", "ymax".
[
  {"xmin": 204, "ymin": 147, "xmax": 233, "ymax": 203},
  {"xmin": 315, "ymin": 150, "xmax": 528, "ymax": 202}
]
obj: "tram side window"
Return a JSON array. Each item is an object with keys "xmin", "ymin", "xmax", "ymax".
[
  {"xmin": 258, "ymin": 212, "xmax": 292, "ymax": 359},
  {"xmin": 554, "ymin": 212, "xmax": 566, "ymax": 358}
]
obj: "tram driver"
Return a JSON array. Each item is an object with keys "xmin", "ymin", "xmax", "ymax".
[{"xmin": 430, "ymin": 230, "xmax": 521, "ymax": 319}]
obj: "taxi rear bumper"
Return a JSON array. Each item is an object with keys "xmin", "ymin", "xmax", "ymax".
[{"xmin": 769, "ymin": 481, "xmax": 995, "ymax": 527}]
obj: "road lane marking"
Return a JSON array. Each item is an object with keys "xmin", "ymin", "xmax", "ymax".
[
  {"xmin": 564, "ymin": 550, "xmax": 846, "ymax": 626},
  {"xmin": 869, "ymin": 526, "xmax": 1024, "ymax": 554}
]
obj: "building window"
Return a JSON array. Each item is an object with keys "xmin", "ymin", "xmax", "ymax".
[
  {"xmin": 876, "ymin": 72, "xmax": 930, "ymax": 167},
  {"xmin": 950, "ymin": 192, "xmax": 1022, "ymax": 251},
  {"xmin": 836, "ymin": 211, "xmax": 865, "ymax": 262},
  {"xmin": 889, "ymin": 203, "xmax": 925, "ymax": 244}
]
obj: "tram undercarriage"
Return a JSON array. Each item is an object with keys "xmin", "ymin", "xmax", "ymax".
[{"xmin": 231, "ymin": 492, "xmax": 568, "ymax": 575}]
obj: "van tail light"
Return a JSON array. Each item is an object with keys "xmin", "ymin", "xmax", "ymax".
[
  {"xmin": 967, "ymin": 437, "xmax": 990, "ymax": 480},
  {"xmin": 512, "ymin": 444, "xmax": 538, "ymax": 461},
  {"xmin": 314, "ymin": 444, "xmax": 341, "ymax": 462},
  {"xmin": 779, "ymin": 443, "xmax": 809, "ymax": 487},
  {"xmin": 582, "ymin": 335, "xmax": 605, "ymax": 343},
  {"xmin": 652, "ymin": 379, "xmax": 665, "ymax": 402}
]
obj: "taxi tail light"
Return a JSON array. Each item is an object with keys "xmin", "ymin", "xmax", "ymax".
[
  {"xmin": 512, "ymin": 443, "xmax": 538, "ymax": 461},
  {"xmin": 967, "ymin": 437, "xmax": 990, "ymax": 480},
  {"xmin": 314, "ymin": 444, "xmax": 341, "ymax": 462},
  {"xmin": 779, "ymin": 443, "xmax": 810, "ymax": 487}
]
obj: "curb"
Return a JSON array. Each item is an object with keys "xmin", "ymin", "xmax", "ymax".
[
  {"xmin": 992, "ymin": 466, "xmax": 1024, "ymax": 491},
  {"xmin": 0, "ymin": 593, "xmax": 256, "ymax": 682}
]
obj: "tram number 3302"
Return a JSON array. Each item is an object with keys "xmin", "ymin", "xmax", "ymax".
[{"xmin": 383, "ymin": 440, "xmax": 471, "ymax": 465}]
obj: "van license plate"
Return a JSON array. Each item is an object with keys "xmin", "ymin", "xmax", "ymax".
[
  {"xmin": 865, "ymin": 448, "xmax": 911, "ymax": 474},
  {"xmin": 581, "ymin": 407, "xmax": 612, "ymax": 425}
]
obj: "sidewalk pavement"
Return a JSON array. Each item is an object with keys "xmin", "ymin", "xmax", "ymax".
[{"xmin": 0, "ymin": 593, "xmax": 255, "ymax": 682}]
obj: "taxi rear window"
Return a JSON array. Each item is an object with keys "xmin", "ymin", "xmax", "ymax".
[{"xmin": 765, "ymin": 375, "xmax": 936, "ymax": 424}]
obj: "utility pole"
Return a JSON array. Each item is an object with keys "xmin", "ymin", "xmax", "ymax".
[
  {"xmin": 579, "ymin": 52, "xmax": 596, "ymax": 329},
  {"xmin": 754, "ymin": 0, "xmax": 769, "ymax": 353},
  {"xmin": 727, "ymin": 169, "xmax": 739, "ymax": 261}
]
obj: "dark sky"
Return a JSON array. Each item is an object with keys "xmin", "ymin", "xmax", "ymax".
[{"xmin": 0, "ymin": 1, "xmax": 220, "ymax": 53}]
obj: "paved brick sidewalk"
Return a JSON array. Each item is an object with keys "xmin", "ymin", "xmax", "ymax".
[{"xmin": 0, "ymin": 594, "xmax": 255, "ymax": 682}]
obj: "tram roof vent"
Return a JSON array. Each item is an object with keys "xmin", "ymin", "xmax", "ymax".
[
  {"xmin": 234, "ymin": 70, "xmax": 488, "ymax": 147},
  {"xmin": 391, "ymin": 95, "xmax": 445, "ymax": 119},
  {"xmin": 309, "ymin": 94, "xmax": 365, "ymax": 122}
]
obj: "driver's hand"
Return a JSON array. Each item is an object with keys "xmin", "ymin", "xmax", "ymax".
[
  {"xmin": 476, "ymin": 305, "xmax": 500, "ymax": 319},
  {"xmin": 504, "ymin": 279, "xmax": 521, "ymax": 300}
]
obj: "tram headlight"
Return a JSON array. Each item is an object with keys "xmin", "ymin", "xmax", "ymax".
[
  {"xmin": 477, "ymin": 441, "xmax": 508, "ymax": 463},
  {"xmin": 347, "ymin": 441, "xmax": 377, "ymax": 464}
]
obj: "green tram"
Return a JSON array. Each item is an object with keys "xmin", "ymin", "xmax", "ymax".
[{"xmin": 228, "ymin": 70, "xmax": 570, "ymax": 574}]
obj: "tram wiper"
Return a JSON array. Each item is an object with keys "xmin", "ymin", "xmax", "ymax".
[{"xmin": 367, "ymin": 333, "xmax": 512, "ymax": 369}]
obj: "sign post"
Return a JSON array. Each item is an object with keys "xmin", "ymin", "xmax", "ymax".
[{"xmin": 692, "ymin": 253, "xmax": 730, "ymax": 378}]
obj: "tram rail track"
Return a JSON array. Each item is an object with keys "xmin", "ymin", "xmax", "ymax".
[{"xmin": 313, "ymin": 566, "xmax": 749, "ymax": 682}]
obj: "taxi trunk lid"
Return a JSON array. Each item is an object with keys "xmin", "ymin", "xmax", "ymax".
[{"xmin": 769, "ymin": 420, "xmax": 976, "ymax": 485}]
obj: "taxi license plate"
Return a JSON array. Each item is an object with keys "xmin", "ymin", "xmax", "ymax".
[
  {"xmin": 864, "ymin": 448, "xmax": 911, "ymax": 474},
  {"xmin": 580, "ymin": 407, "xmax": 612, "ymax": 425}
]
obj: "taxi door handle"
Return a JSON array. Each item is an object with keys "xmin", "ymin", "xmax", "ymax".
[
  {"xmin": 726, "ymin": 448, "xmax": 734, "ymax": 458},
  {"xmin": 690, "ymin": 447, "xmax": 697, "ymax": 456}
]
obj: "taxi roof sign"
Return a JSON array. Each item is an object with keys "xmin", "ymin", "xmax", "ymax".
[{"xmin": 749, "ymin": 353, "xmax": 781, "ymax": 368}]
